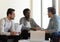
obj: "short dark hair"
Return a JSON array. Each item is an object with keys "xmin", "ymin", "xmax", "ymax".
[
  {"xmin": 7, "ymin": 8, "xmax": 15, "ymax": 16},
  {"xmin": 48, "ymin": 7, "xmax": 56, "ymax": 14},
  {"xmin": 23, "ymin": 8, "xmax": 30, "ymax": 15}
]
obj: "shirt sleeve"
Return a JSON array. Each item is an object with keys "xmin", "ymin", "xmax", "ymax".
[
  {"xmin": 31, "ymin": 18, "xmax": 41, "ymax": 28},
  {"xmin": 0, "ymin": 19, "xmax": 10, "ymax": 35}
]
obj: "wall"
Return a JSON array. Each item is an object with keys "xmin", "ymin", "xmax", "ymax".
[
  {"xmin": 58, "ymin": 0, "xmax": 60, "ymax": 16},
  {"xmin": 0, "ymin": 0, "xmax": 30, "ymax": 23}
]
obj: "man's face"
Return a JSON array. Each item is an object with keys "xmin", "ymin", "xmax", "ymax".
[
  {"xmin": 48, "ymin": 12, "xmax": 52, "ymax": 18},
  {"xmin": 24, "ymin": 11, "xmax": 30, "ymax": 19},
  {"xmin": 9, "ymin": 11, "xmax": 15, "ymax": 20}
]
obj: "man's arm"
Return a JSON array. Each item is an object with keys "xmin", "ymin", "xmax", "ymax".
[
  {"xmin": 0, "ymin": 19, "xmax": 10, "ymax": 35},
  {"xmin": 31, "ymin": 18, "xmax": 41, "ymax": 30}
]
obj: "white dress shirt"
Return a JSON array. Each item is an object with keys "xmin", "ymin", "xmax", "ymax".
[
  {"xmin": 25, "ymin": 21, "xmax": 31, "ymax": 28},
  {"xmin": 0, "ymin": 17, "xmax": 15, "ymax": 35}
]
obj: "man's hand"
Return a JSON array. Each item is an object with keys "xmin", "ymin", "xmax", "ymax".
[
  {"xmin": 30, "ymin": 28, "xmax": 36, "ymax": 31},
  {"xmin": 36, "ymin": 27, "xmax": 41, "ymax": 30},
  {"xmin": 30, "ymin": 27, "xmax": 41, "ymax": 31},
  {"xmin": 10, "ymin": 32, "xmax": 17, "ymax": 35},
  {"xmin": 45, "ymin": 30, "xmax": 50, "ymax": 33}
]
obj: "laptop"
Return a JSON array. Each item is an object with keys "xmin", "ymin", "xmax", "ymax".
[{"xmin": 30, "ymin": 30, "xmax": 45, "ymax": 41}]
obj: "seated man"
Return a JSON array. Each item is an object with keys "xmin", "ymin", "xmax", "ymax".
[
  {"xmin": 45, "ymin": 7, "xmax": 58, "ymax": 42},
  {"xmin": 0, "ymin": 8, "xmax": 18, "ymax": 42},
  {"xmin": 19, "ymin": 8, "xmax": 41, "ymax": 39},
  {"xmin": 53, "ymin": 13, "xmax": 60, "ymax": 42}
]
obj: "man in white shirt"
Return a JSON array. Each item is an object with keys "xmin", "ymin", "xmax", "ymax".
[{"xmin": 0, "ymin": 8, "xmax": 17, "ymax": 42}]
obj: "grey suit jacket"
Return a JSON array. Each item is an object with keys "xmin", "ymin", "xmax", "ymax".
[
  {"xmin": 20, "ymin": 17, "xmax": 40, "ymax": 31},
  {"xmin": 47, "ymin": 15, "xmax": 58, "ymax": 33}
]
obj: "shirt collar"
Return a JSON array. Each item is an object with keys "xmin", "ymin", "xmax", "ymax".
[
  {"xmin": 51, "ymin": 14, "xmax": 56, "ymax": 19},
  {"xmin": 6, "ymin": 17, "xmax": 12, "ymax": 22}
]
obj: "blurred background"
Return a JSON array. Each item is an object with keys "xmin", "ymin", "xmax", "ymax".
[{"xmin": 0, "ymin": 0, "xmax": 59, "ymax": 29}]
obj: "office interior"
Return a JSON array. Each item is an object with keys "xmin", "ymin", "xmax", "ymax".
[{"xmin": 0, "ymin": 0, "xmax": 60, "ymax": 42}]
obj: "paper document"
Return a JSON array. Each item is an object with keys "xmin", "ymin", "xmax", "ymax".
[{"xmin": 15, "ymin": 24, "xmax": 22, "ymax": 32}]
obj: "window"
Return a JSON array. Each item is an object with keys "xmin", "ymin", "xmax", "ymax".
[
  {"xmin": 32, "ymin": 0, "xmax": 52, "ymax": 29},
  {"xmin": 0, "ymin": 0, "xmax": 30, "ymax": 23},
  {"xmin": 32, "ymin": 0, "xmax": 41, "ymax": 27},
  {"xmin": 0, "ymin": 0, "xmax": 54, "ymax": 28},
  {"xmin": 42, "ymin": 0, "xmax": 52, "ymax": 29},
  {"xmin": 56, "ymin": 0, "xmax": 59, "ymax": 15}
]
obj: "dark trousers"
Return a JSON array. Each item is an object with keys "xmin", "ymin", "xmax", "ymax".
[
  {"xmin": 45, "ymin": 33, "xmax": 54, "ymax": 41},
  {"xmin": 13, "ymin": 30, "xmax": 30, "ymax": 42},
  {"xmin": 45, "ymin": 33, "xmax": 51, "ymax": 40},
  {"xmin": 53, "ymin": 32, "xmax": 60, "ymax": 42},
  {"xmin": 45, "ymin": 33, "xmax": 57, "ymax": 42},
  {"xmin": 0, "ymin": 30, "xmax": 30, "ymax": 42},
  {"xmin": 0, "ymin": 35, "xmax": 8, "ymax": 42}
]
